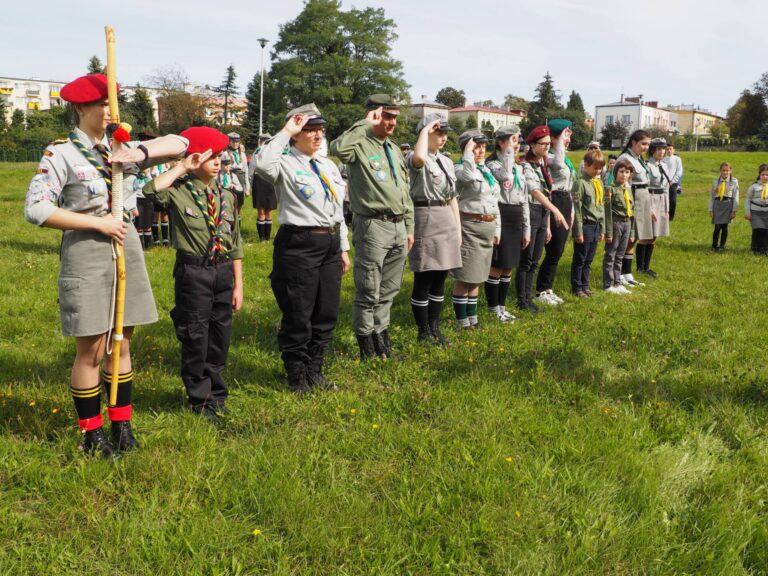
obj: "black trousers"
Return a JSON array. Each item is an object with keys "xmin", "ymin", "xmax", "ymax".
[
  {"xmin": 669, "ymin": 183, "xmax": 679, "ymax": 221},
  {"xmin": 537, "ymin": 190, "xmax": 573, "ymax": 292},
  {"xmin": 515, "ymin": 204, "xmax": 547, "ymax": 304},
  {"xmin": 270, "ymin": 227, "xmax": 343, "ymax": 369},
  {"xmin": 571, "ymin": 223, "xmax": 600, "ymax": 293},
  {"xmin": 170, "ymin": 255, "xmax": 234, "ymax": 409}
]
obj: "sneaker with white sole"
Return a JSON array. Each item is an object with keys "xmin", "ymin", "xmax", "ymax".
[
  {"xmin": 604, "ymin": 286, "xmax": 621, "ymax": 294},
  {"xmin": 549, "ymin": 290, "xmax": 565, "ymax": 304},
  {"xmin": 496, "ymin": 307, "xmax": 517, "ymax": 322},
  {"xmin": 618, "ymin": 275, "xmax": 632, "ymax": 286},
  {"xmin": 536, "ymin": 291, "xmax": 559, "ymax": 306},
  {"xmin": 624, "ymin": 274, "xmax": 645, "ymax": 287},
  {"xmin": 615, "ymin": 285, "xmax": 632, "ymax": 294}
]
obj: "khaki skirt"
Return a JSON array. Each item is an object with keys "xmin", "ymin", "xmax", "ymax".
[
  {"xmin": 59, "ymin": 225, "xmax": 158, "ymax": 337},
  {"xmin": 650, "ymin": 191, "xmax": 670, "ymax": 237},
  {"xmin": 450, "ymin": 218, "xmax": 496, "ymax": 284},
  {"xmin": 712, "ymin": 197, "xmax": 736, "ymax": 225},
  {"xmin": 409, "ymin": 205, "xmax": 462, "ymax": 272},
  {"xmin": 633, "ymin": 188, "xmax": 654, "ymax": 241}
]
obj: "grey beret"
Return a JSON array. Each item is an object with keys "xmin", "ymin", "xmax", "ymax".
[
  {"xmin": 416, "ymin": 112, "xmax": 450, "ymax": 133},
  {"xmin": 227, "ymin": 132, "xmax": 241, "ymax": 139},
  {"xmin": 458, "ymin": 128, "xmax": 487, "ymax": 150},
  {"xmin": 285, "ymin": 103, "xmax": 326, "ymax": 126},
  {"xmin": 495, "ymin": 125, "xmax": 521, "ymax": 139}
]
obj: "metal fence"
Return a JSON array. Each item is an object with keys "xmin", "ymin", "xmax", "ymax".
[{"xmin": 0, "ymin": 147, "xmax": 45, "ymax": 162}]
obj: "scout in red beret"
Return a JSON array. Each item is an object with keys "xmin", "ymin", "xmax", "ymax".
[
  {"xmin": 60, "ymin": 73, "xmax": 119, "ymax": 104},
  {"xmin": 525, "ymin": 125, "xmax": 550, "ymax": 144},
  {"xmin": 180, "ymin": 126, "xmax": 230, "ymax": 156}
]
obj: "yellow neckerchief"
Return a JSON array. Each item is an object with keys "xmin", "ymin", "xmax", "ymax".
[
  {"xmin": 717, "ymin": 178, "xmax": 726, "ymax": 201},
  {"xmin": 762, "ymin": 183, "xmax": 768, "ymax": 201},
  {"xmin": 622, "ymin": 184, "xmax": 633, "ymax": 218},
  {"xmin": 591, "ymin": 177, "xmax": 604, "ymax": 206}
]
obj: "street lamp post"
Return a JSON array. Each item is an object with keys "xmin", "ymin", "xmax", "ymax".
[{"xmin": 257, "ymin": 38, "xmax": 269, "ymax": 137}]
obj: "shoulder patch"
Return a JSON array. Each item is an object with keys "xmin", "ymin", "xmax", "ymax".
[{"xmin": 43, "ymin": 149, "xmax": 54, "ymax": 157}]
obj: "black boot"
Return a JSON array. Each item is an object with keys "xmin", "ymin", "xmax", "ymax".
[
  {"xmin": 81, "ymin": 427, "xmax": 115, "ymax": 458},
  {"xmin": 286, "ymin": 362, "xmax": 311, "ymax": 394},
  {"xmin": 307, "ymin": 356, "xmax": 338, "ymax": 391},
  {"xmin": 428, "ymin": 319, "xmax": 449, "ymax": 347},
  {"xmin": 412, "ymin": 303, "xmax": 431, "ymax": 342},
  {"xmin": 373, "ymin": 329, "xmax": 393, "ymax": 359},
  {"xmin": 110, "ymin": 421, "xmax": 139, "ymax": 452},
  {"xmin": 357, "ymin": 334, "xmax": 377, "ymax": 361}
]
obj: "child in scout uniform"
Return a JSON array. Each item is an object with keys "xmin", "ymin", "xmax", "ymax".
[
  {"xmin": 617, "ymin": 130, "xmax": 652, "ymax": 286},
  {"xmin": 24, "ymin": 73, "xmax": 189, "ymax": 457},
  {"xmin": 330, "ymin": 94, "xmax": 412, "ymax": 360},
  {"xmin": 254, "ymin": 104, "xmax": 350, "ymax": 393},
  {"xmin": 744, "ymin": 164, "xmax": 768, "ymax": 254},
  {"xmin": 602, "ymin": 155, "xmax": 617, "ymax": 188},
  {"xmin": 407, "ymin": 113, "xmax": 461, "ymax": 344},
  {"xmin": 570, "ymin": 150, "xmax": 606, "ymax": 297},
  {"xmin": 218, "ymin": 156, "xmax": 244, "ymax": 197},
  {"xmin": 536, "ymin": 119, "xmax": 575, "ymax": 307},
  {"xmin": 249, "ymin": 134, "xmax": 279, "ymax": 241},
  {"xmin": 451, "ymin": 129, "xmax": 501, "ymax": 329},
  {"xmin": 641, "ymin": 138, "xmax": 671, "ymax": 278},
  {"xmin": 603, "ymin": 159, "xmax": 635, "ymax": 294},
  {"xmin": 143, "ymin": 127, "xmax": 244, "ymax": 421},
  {"xmin": 223, "ymin": 132, "xmax": 250, "ymax": 214},
  {"xmin": 709, "ymin": 162, "xmax": 739, "ymax": 251},
  {"xmin": 485, "ymin": 125, "xmax": 529, "ymax": 323}
]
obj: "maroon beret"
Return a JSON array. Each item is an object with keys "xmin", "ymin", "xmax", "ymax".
[
  {"xmin": 181, "ymin": 126, "xmax": 230, "ymax": 155},
  {"xmin": 60, "ymin": 74, "xmax": 118, "ymax": 104},
  {"xmin": 525, "ymin": 125, "xmax": 551, "ymax": 144}
]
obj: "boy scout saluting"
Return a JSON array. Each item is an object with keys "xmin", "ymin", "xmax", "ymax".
[
  {"xmin": 143, "ymin": 127, "xmax": 244, "ymax": 422},
  {"xmin": 223, "ymin": 132, "xmax": 250, "ymax": 213},
  {"xmin": 254, "ymin": 104, "xmax": 350, "ymax": 393},
  {"xmin": 330, "ymin": 94, "xmax": 413, "ymax": 360},
  {"xmin": 24, "ymin": 73, "xmax": 189, "ymax": 457}
]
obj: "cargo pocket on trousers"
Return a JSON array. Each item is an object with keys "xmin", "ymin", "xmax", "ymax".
[
  {"xmin": 170, "ymin": 309, "xmax": 205, "ymax": 345},
  {"xmin": 58, "ymin": 275, "xmax": 82, "ymax": 325}
]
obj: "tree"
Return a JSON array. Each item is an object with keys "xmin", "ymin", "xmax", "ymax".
[
  {"xmin": 477, "ymin": 99, "xmax": 496, "ymax": 108},
  {"xmin": 566, "ymin": 91, "xmax": 584, "ymax": 113},
  {"xmin": 88, "ymin": 56, "xmax": 104, "ymax": 74},
  {"xmin": 266, "ymin": 0, "xmax": 410, "ymax": 139},
  {"xmin": 709, "ymin": 122, "xmax": 729, "ymax": 142},
  {"xmin": 10, "ymin": 109, "xmax": 25, "ymax": 130},
  {"xmin": 128, "ymin": 85, "xmax": 157, "ymax": 133},
  {"xmin": 0, "ymin": 98, "xmax": 8, "ymax": 132},
  {"xmin": 157, "ymin": 93, "xmax": 210, "ymax": 134},
  {"xmin": 646, "ymin": 124, "xmax": 669, "ymax": 139},
  {"xmin": 243, "ymin": 72, "xmax": 279, "ymax": 148},
  {"xmin": 599, "ymin": 119, "xmax": 631, "ymax": 149},
  {"xmin": 145, "ymin": 65, "xmax": 190, "ymax": 94},
  {"xmin": 435, "ymin": 87, "xmax": 466, "ymax": 109},
  {"xmin": 727, "ymin": 90, "xmax": 768, "ymax": 138},
  {"xmin": 481, "ymin": 120, "xmax": 495, "ymax": 141},
  {"xmin": 522, "ymin": 72, "xmax": 562, "ymax": 133},
  {"xmin": 464, "ymin": 113, "xmax": 478, "ymax": 130},
  {"xmin": 26, "ymin": 106, "xmax": 69, "ymax": 133},
  {"xmin": 213, "ymin": 65, "xmax": 238, "ymax": 126},
  {"xmin": 503, "ymin": 94, "xmax": 529, "ymax": 111}
]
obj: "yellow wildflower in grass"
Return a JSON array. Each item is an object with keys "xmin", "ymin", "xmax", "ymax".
[
  {"xmin": 28, "ymin": 400, "xmax": 36, "ymax": 407},
  {"xmin": 51, "ymin": 408, "xmax": 59, "ymax": 414},
  {"xmin": 252, "ymin": 528, "xmax": 262, "ymax": 537},
  {"xmin": 515, "ymin": 511, "xmax": 521, "ymax": 519},
  {"xmin": 350, "ymin": 409, "xmax": 356, "ymax": 415},
  {"xmin": 372, "ymin": 424, "xmax": 379, "ymax": 430},
  {"xmin": 651, "ymin": 379, "xmax": 657, "ymax": 384},
  {"xmin": 505, "ymin": 456, "xmax": 513, "ymax": 463}
]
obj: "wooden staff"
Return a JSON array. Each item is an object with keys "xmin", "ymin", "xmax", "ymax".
[{"xmin": 105, "ymin": 25, "xmax": 126, "ymax": 408}]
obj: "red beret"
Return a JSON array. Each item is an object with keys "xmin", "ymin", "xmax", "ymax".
[
  {"xmin": 525, "ymin": 125, "xmax": 551, "ymax": 144},
  {"xmin": 60, "ymin": 74, "xmax": 118, "ymax": 104},
  {"xmin": 180, "ymin": 126, "xmax": 230, "ymax": 155}
]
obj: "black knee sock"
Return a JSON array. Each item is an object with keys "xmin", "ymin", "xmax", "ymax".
[
  {"xmin": 152, "ymin": 223, "xmax": 159, "ymax": 244},
  {"xmin": 498, "ymin": 275, "xmax": 512, "ymax": 308},
  {"xmin": 635, "ymin": 245, "xmax": 646, "ymax": 272},
  {"xmin": 485, "ymin": 275, "xmax": 500, "ymax": 311},
  {"xmin": 453, "ymin": 295, "xmax": 468, "ymax": 322},
  {"xmin": 645, "ymin": 244, "xmax": 655, "ymax": 270},
  {"xmin": 712, "ymin": 226, "xmax": 721, "ymax": 248},
  {"xmin": 428, "ymin": 293, "xmax": 444, "ymax": 321},
  {"xmin": 622, "ymin": 255, "xmax": 633, "ymax": 275},
  {"xmin": 161, "ymin": 222, "xmax": 169, "ymax": 244},
  {"xmin": 71, "ymin": 383, "xmax": 102, "ymax": 432},
  {"xmin": 257, "ymin": 220, "xmax": 265, "ymax": 240},
  {"xmin": 265, "ymin": 220, "xmax": 272, "ymax": 240},
  {"xmin": 720, "ymin": 225, "xmax": 728, "ymax": 247}
]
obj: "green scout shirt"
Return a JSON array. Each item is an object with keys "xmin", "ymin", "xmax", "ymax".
[
  {"xmin": 604, "ymin": 183, "xmax": 634, "ymax": 234},
  {"xmin": 571, "ymin": 174, "xmax": 606, "ymax": 237},
  {"xmin": 143, "ymin": 175, "xmax": 244, "ymax": 260},
  {"xmin": 330, "ymin": 119, "xmax": 414, "ymax": 234}
]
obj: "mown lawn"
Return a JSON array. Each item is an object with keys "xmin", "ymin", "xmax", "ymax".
[{"xmin": 1, "ymin": 151, "xmax": 768, "ymax": 575}]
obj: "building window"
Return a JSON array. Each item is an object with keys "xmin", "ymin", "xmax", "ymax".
[
  {"xmin": 622, "ymin": 115, "xmax": 631, "ymax": 124},
  {"xmin": 606, "ymin": 115, "xmax": 614, "ymax": 124}
]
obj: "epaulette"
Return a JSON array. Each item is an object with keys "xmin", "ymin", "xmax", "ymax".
[{"xmin": 51, "ymin": 138, "xmax": 69, "ymax": 145}]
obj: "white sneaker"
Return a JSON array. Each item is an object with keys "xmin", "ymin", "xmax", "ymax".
[
  {"xmin": 615, "ymin": 285, "xmax": 632, "ymax": 294},
  {"xmin": 547, "ymin": 290, "xmax": 564, "ymax": 304},
  {"xmin": 535, "ymin": 291, "xmax": 559, "ymax": 306},
  {"xmin": 604, "ymin": 286, "xmax": 621, "ymax": 294},
  {"xmin": 624, "ymin": 274, "xmax": 645, "ymax": 287},
  {"xmin": 496, "ymin": 307, "xmax": 517, "ymax": 322}
]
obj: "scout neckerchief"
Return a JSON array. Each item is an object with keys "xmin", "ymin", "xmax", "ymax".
[
  {"xmin": 564, "ymin": 156, "xmax": 577, "ymax": 180},
  {"xmin": 591, "ymin": 178, "xmax": 604, "ymax": 206},
  {"xmin": 230, "ymin": 147, "xmax": 241, "ymax": 166},
  {"xmin": 220, "ymin": 172, "xmax": 231, "ymax": 189},
  {"xmin": 476, "ymin": 163, "xmax": 497, "ymax": 189},
  {"xmin": 606, "ymin": 171, "xmax": 614, "ymax": 187},
  {"xmin": 622, "ymin": 184, "xmax": 633, "ymax": 218},
  {"xmin": 717, "ymin": 178, "xmax": 726, "ymax": 201},
  {"xmin": 524, "ymin": 157, "xmax": 553, "ymax": 194},
  {"xmin": 383, "ymin": 140, "xmax": 398, "ymax": 185},
  {"xmin": 69, "ymin": 131, "xmax": 112, "ymax": 192},
  {"xmin": 762, "ymin": 183, "xmax": 768, "ymax": 201},
  {"xmin": 309, "ymin": 158, "xmax": 338, "ymax": 203},
  {"xmin": 633, "ymin": 150, "xmax": 651, "ymax": 180},
  {"xmin": 185, "ymin": 179, "xmax": 228, "ymax": 256},
  {"xmin": 434, "ymin": 154, "xmax": 455, "ymax": 193}
]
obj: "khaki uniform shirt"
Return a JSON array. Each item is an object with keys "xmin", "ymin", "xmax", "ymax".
[
  {"xmin": 407, "ymin": 152, "xmax": 456, "ymax": 203},
  {"xmin": 455, "ymin": 150, "xmax": 501, "ymax": 237},
  {"xmin": 708, "ymin": 177, "xmax": 739, "ymax": 212},
  {"xmin": 254, "ymin": 131, "xmax": 349, "ymax": 251},
  {"xmin": 330, "ymin": 119, "xmax": 413, "ymax": 234},
  {"xmin": 143, "ymin": 175, "xmax": 243, "ymax": 259},
  {"xmin": 487, "ymin": 152, "xmax": 530, "ymax": 237},
  {"xmin": 571, "ymin": 174, "xmax": 606, "ymax": 237}
]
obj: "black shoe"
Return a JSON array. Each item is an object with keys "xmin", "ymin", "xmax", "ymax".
[
  {"xmin": 643, "ymin": 269, "xmax": 658, "ymax": 278},
  {"xmin": 428, "ymin": 319, "xmax": 449, "ymax": 347},
  {"xmin": 111, "ymin": 420, "xmax": 139, "ymax": 453},
  {"xmin": 80, "ymin": 427, "xmax": 116, "ymax": 458},
  {"xmin": 519, "ymin": 300, "xmax": 541, "ymax": 314},
  {"xmin": 191, "ymin": 404, "xmax": 222, "ymax": 424},
  {"xmin": 307, "ymin": 370, "xmax": 339, "ymax": 391},
  {"xmin": 286, "ymin": 363, "xmax": 312, "ymax": 394},
  {"xmin": 357, "ymin": 334, "xmax": 377, "ymax": 361},
  {"xmin": 373, "ymin": 330, "xmax": 394, "ymax": 359},
  {"xmin": 416, "ymin": 322, "xmax": 432, "ymax": 343}
]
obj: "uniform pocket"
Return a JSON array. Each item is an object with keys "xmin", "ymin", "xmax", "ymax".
[{"xmin": 58, "ymin": 275, "xmax": 82, "ymax": 320}]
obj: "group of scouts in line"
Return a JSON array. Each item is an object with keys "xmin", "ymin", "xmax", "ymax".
[{"xmin": 23, "ymin": 71, "xmax": 689, "ymax": 458}]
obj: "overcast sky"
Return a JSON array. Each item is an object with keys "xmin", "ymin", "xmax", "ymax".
[{"xmin": 3, "ymin": 0, "xmax": 765, "ymax": 117}]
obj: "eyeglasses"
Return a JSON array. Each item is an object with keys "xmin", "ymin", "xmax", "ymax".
[{"xmin": 535, "ymin": 141, "xmax": 551, "ymax": 147}]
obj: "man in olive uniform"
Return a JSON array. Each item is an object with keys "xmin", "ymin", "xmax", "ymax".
[{"xmin": 330, "ymin": 94, "xmax": 413, "ymax": 359}]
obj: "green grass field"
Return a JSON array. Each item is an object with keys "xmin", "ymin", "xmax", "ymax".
[{"xmin": 1, "ymin": 151, "xmax": 768, "ymax": 575}]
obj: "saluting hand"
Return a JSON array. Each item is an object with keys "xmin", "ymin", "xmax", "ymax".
[
  {"xmin": 183, "ymin": 149, "xmax": 213, "ymax": 172},
  {"xmin": 427, "ymin": 119, "xmax": 442, "ymax": 134},
  {"xmin": 365, "ymin": 106, "xmax": 384, "ymax": 125},
  {"xmin": 283, "ymin": 114, "xmax": 310, "ymax": 137},
  {"xmin": 465, "ymin": 138, "xmax": 476, "ymax": 153}
]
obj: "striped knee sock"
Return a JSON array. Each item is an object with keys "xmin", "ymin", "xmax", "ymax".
[
  {"xmin": 71, "ymin": 383, "xmax": 102, "ymax": 432},
  {"xmin": 498, "ymin": 275, "xmax": 512, "ymax": 308},
  {"xmin": 485, "ymin": 276, "xmax": 500, "ymax": 312},
  {"xmin": 467, "ymin": 296, "xmax": 478, "ymax": 326},
  {"xmin": 452, "ymin": 295, "xmax": 468, "ymax": 326},
  {"xmin": 101, "ymin": 370, "xmax": 133, "ymax": 422}
]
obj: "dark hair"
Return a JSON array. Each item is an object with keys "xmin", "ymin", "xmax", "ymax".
[
  {"xmin": 719, "ymin": 162, "xmax": 731, "ymax": 170},
  {"xmin": 758, "ymin": 163, "xmax": 768, "ymax": 180},
  {"xmin": 622, "ymin": 130, "xmax": 651, "ymax": 155},
  {"xmin": 583, "ymin": 150, "xmax": 605, "ymax": 169},
  {"xmin": 613, "ymin": 158, "xmax": 635, "ymax": 178},
  {"xmin": 608, "ymin": 154, "xmax": 618, "ymax": 161}
]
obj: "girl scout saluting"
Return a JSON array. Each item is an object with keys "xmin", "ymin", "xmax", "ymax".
[
  {"xmin": 24, "ymin": 73, "xmax": 188, "ymax": 457},
  {"xmin": 254, "ymin": 105, "xmax": 350, "ymax": 393}
]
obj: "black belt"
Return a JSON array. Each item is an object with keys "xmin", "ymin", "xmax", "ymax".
[
  {"xmin": 583, "ymin": 220, "xmax": 600, "ymax": 226},
  {"xmin": 551, "ymin": 189, "xmax": 570, "ymax": 196},
  {"xmin": 367, "ymin": 213, "xmax": 405, "ymax": 223},
  {"xmin": 413, "ymin": 200, "xmax": 448, "ymax": 207},
  {"xmin": 632, "ymin": 184, "xmax": 648, "ymax": 192},
  {"xmin": 498, "ymin": 202, "xmax": 526, "ymax": 208},
  {"xmin": 714, "ymin": 197, "xmax": 733, "ymax": 201},
  {"xmin": 282, "ymin": 224, "xmax": 340, "ymax": 235},
  {"xmin": 649, "ymin": 188, "xmax": 666, "ymax": 195},
  {"xmin": 612, "ymin": 216, "xmax": 630, "ymax": 222},
  {"xmin": 176, "ymin": 252, "xmax": 231, "ymax": 266}
]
